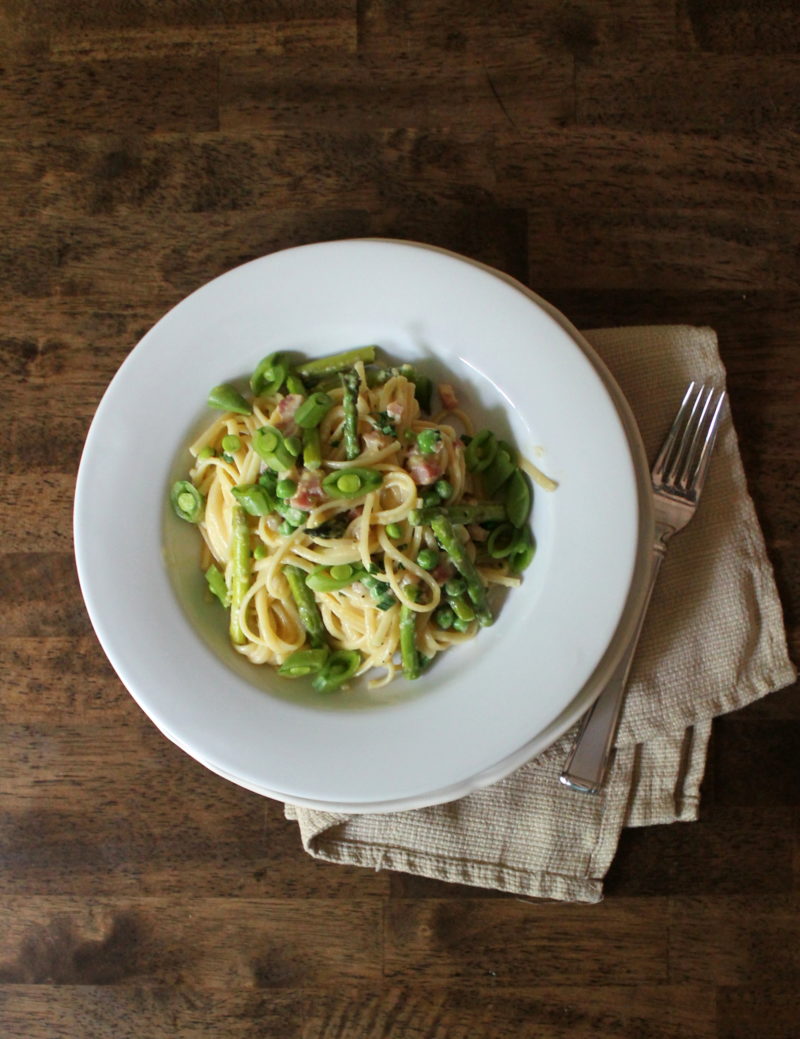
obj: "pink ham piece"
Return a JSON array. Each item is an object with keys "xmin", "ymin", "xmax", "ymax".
[
  {"xmin": 407, "ymin": 450, "xmax": 443, "ymax": 485},
  {"xmin": 274, "ymin": 393, "xmax": 304, "ymax": 436},
  {"xmin": 289, "ymin": 469, "xmax": 325, "ymax": 510},
  {"xmin": 386, "ymin": 400, "xmax": 404, "ymax": 420},
  {"xmin": 438, "ymin": 383, "xmax": 459, "ymax": 411}
]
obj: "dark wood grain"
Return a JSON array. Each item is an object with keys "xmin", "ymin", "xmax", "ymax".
[{"xmin": 1, "ymin": 1, "xmax": 798, "ymax": 1036}]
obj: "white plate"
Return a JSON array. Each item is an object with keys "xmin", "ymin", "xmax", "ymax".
[{"xmin": 74, "ymin": 239, "xmax": 649, "ymax": 811}]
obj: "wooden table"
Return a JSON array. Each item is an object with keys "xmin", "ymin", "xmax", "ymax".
[{"xmin": 2, "ymin": 4, "xmax": 798, "ymax": 1037}]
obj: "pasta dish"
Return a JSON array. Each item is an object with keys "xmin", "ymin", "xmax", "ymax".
[{"xmin": 169, "ymin": 346, "xmax": 538, "ymax": 692}]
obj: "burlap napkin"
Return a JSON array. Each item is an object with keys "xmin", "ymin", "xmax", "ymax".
[{"xmin": 284, "ymin": 326, "xmax": 796, "ymax": 902}]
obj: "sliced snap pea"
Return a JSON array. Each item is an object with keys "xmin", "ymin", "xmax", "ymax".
[
  {"xmin": 170, "ymin": 480, "xmax": 204, "ymax": 523},
  {"xmin": 306, "ymin": 563, "xmax": 361, "ymax": 592},
  {"xmin": 208, "ymin": 383, "xmax": 252, "ymax": 415},
  {"xmin": 295, "ymin": 391, "xmax": 334, "ymax": 430},
  {"xmin": 232, "ymin": 483, "xmax": 273, "ymax": 517},
  {"xmin": 465, "ymin": 429, "xmax": 497, "ymax": 472},
  {"xmin": 204, "ymin": 563, "xmax": 229, "ymax": 606},
  {"xmin": 321, "ymin": 467, "xmax": 383, "ymax": 499},
  {"xmin": 285, "ymin": 371, "xmax": 307, "ymax": 396},
  {"xmin": 505, "ymin": 469, "xmax": 532, "ymax": 528},
  {"xmin": 252, "ymin": 425, "xmax": 296, "ymax": 472},
  {"xmin": 508, "ymin": 525, "xmax": 536, "ymax": 574},
  {"xmin": 278, "ymin": 647, "xmax": 329, "ymax": 678},
  {"xmin": 250, "ymin": 351, "xmax": 288, "ymax": 396},
  {"xmin": 487, "ymin": 522, "xmax": 518, "ymax": 559},
  {"xmin": 312, "ymin": 649, "xmax": 361, "ymax": 692},
  {"xmin": 483, "ymin": 445, "xmax": 516, "ymax": 497}
]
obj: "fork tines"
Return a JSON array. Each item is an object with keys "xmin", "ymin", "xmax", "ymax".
[{"xmin": 652, "ymin": 382, "xmax": 726, "ymax": 502}]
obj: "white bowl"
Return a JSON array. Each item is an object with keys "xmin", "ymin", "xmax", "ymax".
[{"xmin": 74, "ymin": 239, "xmax": 652, "ymax": 812}]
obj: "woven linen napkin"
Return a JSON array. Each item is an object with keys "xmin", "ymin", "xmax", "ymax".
[{"xmin": 284, "ymin": 325, "xmax": 796, "ymax": 903}]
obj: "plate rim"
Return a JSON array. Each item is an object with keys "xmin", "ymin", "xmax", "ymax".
[{"xmin": 74, "ymin": 236, "xmax": 652, "ymax": 811}]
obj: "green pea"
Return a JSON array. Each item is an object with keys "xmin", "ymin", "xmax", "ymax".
[
  {"xmin": 416, "ymin": 428, "xmax": 441, "ymax": 456},
  {"xmin": 207, "ymin": 383, "xmax": 252, "ymax": 415},
  {"xmin": 338, "ymin": 472, "xmax": 362, "ymax": 494},
  {"xmin": 197, "ymin": 445, "xmax": 215, "ymax": 460},
  {"xmin": 386, "ymin": 522, "xmax": 403, "ymax": 539},
  {"xmin": 452, "ymin": 617, "xmax": 471, "ymax": 632},
  {"xmin": 221, "ymin": 434, "xmax": 241, "ymax": 453},
  {"xmin": 329, "ymin": 563, "xmax": 353, "ymax": 581},
  {"xmin": 279, "ymin": 520, "xmax": 296, "ymax": 536},
  {"xmin": 416, "ymin": 548, "xmax": 439, "ymax": 570},
  {"xmin": 434, "ymin": 606, "xmax": 455, "ymax": 630},
  {"xmin": 434, "ymin": 479, "xmax": 453, "ymax": 499},
  {"xmin": 276, "ymin": 478, "xmax": 298, "ymax": 500},
  {"xmin": 170, "ymin": 480, "xmax": 203, "ymax": 523},
  {"xmin": 253, "ymin": 543, "xmax": 267, "ymax": 560},
  {"xmin": 444, "ymin": 577, "xmax": 465, "ymax": 596}
]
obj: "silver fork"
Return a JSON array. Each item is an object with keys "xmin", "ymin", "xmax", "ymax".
[{"xmin": 559, "ymin": 381, "xmax": 727, "ymax": 794}]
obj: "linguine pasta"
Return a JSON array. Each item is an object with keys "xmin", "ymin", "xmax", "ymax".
[{"xmin": 170, "ymin": 348, "xmax": 538, "ymax": 692}]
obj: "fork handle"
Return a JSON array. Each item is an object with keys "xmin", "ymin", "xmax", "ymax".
[{"xmin": 559, "ymin": 545, "xmax": 665, "ymax": 794}]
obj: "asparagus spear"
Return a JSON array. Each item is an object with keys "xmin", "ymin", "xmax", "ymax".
[
  {"xmin": 408, "ymin": 502, "xmax": 507, "ymax": 526},
  {"xmin": 295, "ymin": 345, "xmax": 377, "ymax": 379},
  {"xmin": 340, "ymin": 368, "xmax": 361, "ymax": 460},
  {"xmin": 400, "ymin": 584, "xmax": 422, "ymax": 680},
  {"xmin": 229, "ymin": 504, "xmax": 251, "ymax": 645},
  {"xmin": 282, "ymin": 564, "xmax": 326, "ymax": 648},
  {"xmin": 429, "ymin": 513, "xmax": 492, "ymax": 627}
]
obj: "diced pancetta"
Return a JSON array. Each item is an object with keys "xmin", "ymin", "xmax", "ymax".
[
  {"xmin": 289, "ymin": 470, "xmax": 325, "ymax": 510},
  {"xmin": 438, "ymin": 383, "xmax": 459, "ymax": 411}
]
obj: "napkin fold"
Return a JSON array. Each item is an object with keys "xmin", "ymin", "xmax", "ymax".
[{"xmin": 285, "ymin": 326, "xmax": 796, "ymax": 902}]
